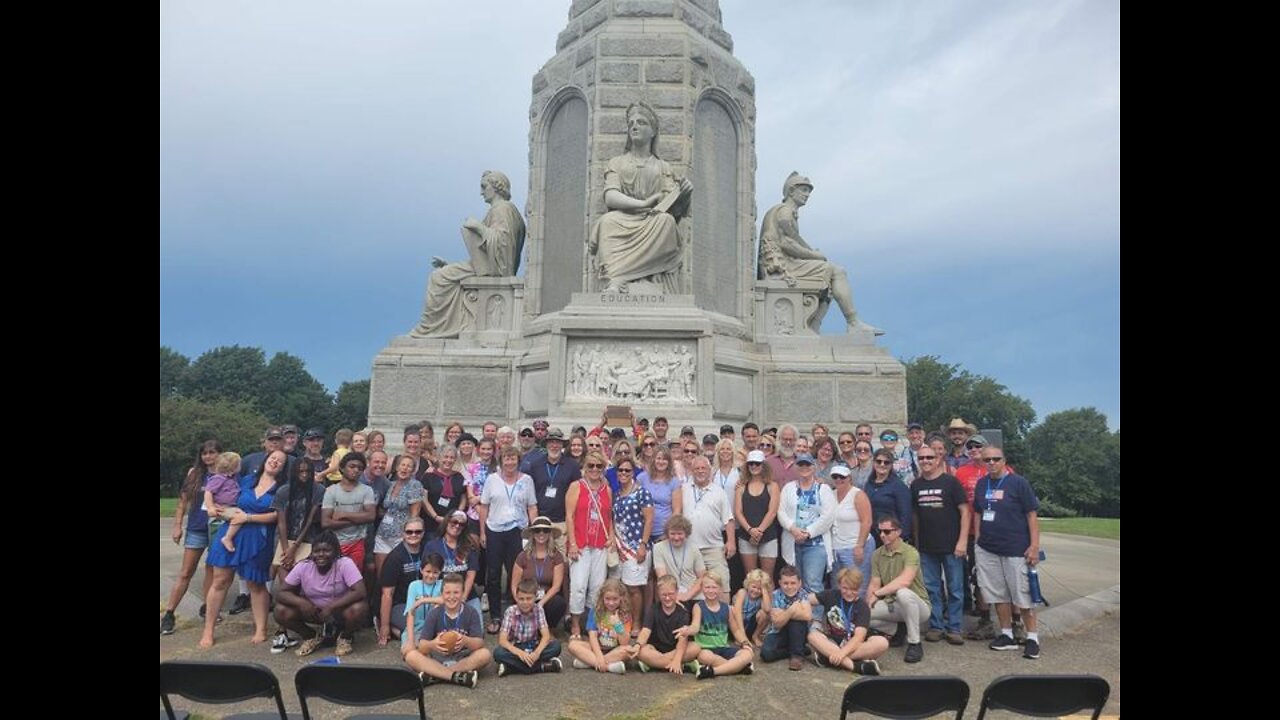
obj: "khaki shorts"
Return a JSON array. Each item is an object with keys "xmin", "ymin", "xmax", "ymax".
[
  {"xmin": 975, "ymin": 545, "xmax": 1033, "ymax": 608},
  {"xmin": 272, "ymin": 541, "xmax": 313, "ymax": 567}
]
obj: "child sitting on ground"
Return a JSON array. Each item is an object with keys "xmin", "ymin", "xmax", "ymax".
[
  {"xmin": 635, "ymin": 574, "xmax": 702, "ymax": 676},
  {"xmin": 690, "ymin": 571, "xmax": 755, "ymax": 679},
  {"xmin": 733, "ymin": 569, "xmax": 774, "ymax": 648},
  {"xmin": 567, "ymin": 578, "xmax": 636, "ymax": 674},
  {"xmin": 494, "ymin": 579, "xmax": 563, "ymax": 676}
]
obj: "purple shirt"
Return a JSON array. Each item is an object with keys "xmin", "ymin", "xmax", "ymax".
[
  {"xmin": 205, "ymin": 473, "xmax": 241, "ymax": 508},
  {"xmin": 284, "ymin": 557, "xmax": 362, "ymax": 610}
]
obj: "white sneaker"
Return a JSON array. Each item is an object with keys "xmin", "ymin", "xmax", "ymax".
[
  {"xmin": 607, "ymin": 661, "xmax": 627, "ymax": 674},
  {"xmin": 572, "ymin": 658, "xmax": 590, "ymax": 670},
  {"xmin": 270, "ymin": 631, "xmax": 290, "ymax": 654}
]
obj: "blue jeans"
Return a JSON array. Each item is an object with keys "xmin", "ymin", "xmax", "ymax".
[
  {"xmin": 761, "ymin": 619, "xmax": 810, "ymax": 661},
  {"xmin": 795, "ymin": 541, "xmax": 828, "ymax": 594},
  {"xmin": 919, "ymin": 551, "xmax": 965, "ymax": 632},
  {"xmin": 831, "ymin": 535, "xmax": 876, "ymax": 596},
  {"xmin": 493, "ymin": 639, "xmax": 563, "ymax": 673}
]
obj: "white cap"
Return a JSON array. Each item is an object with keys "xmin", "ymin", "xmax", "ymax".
[
  {"xmin": 830, "ymin": 464, "xmax": 851, "ymax": 478},
  {"xmin": 747, "ymin": 450, "xmax": 766, "ymax": 463}
]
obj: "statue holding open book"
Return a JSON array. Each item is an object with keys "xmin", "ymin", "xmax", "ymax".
[{"xmin": 587, "ymin": 101, "xmax": 692, "ymax": 293}]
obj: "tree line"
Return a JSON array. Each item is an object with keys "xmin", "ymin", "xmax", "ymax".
[
  {"xmin": 159, "ymin": 345, "xmax": 369, "ymax": 496},
  {"xmin": 905, "ymin": 356, "xmax": 1119, "ymax": 518}
]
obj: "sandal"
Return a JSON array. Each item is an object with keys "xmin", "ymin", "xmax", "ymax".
[
  {"xmin": 486, "ymin": 621, "xmax": 500, "ymax": 635},
  {"xmin": 295, "ymin": 635, "xmax": 324, "ymax": 657}
]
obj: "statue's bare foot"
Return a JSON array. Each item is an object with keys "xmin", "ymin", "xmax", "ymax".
[{"xmin": 848, "ymin": 320, "xmax": 885, "ymax": 336}]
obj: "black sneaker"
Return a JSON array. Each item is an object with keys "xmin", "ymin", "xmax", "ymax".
[
  {"xmin": 451, "ymin": 670, "xmax": 479, "ymax": 689},
  {"xmin": 888, "ymin": 623, "xmax": 907, "ymax": 648},
  {"xmin": 696, "ymin": 664, "xmax": 716, "ymax": 680},
  {"xmin": 989, "ymin": 635, "xmax": 1019, "ymax": 651},
  {"xmin": 855, "ymin": 660, "xmax": 881, "ymax": 676},
  {"xmin": 159, "ymin": 611, "xmax": 176, "ymax": 636},
  {"xmin": 228, "ymin": 593, "xmax": 251, "ymax": 615},
  {"xmin": 741, "ymin": 661, "xmax": 754, "ymax": 676},
  {"xmin": 1022, "ymin": 638, "xmax": 1041, "ymax": 660},
  {"xmin": 418, "ymin": 672, "xmax": 437, "ymax": 688},
  {"xmin": 544, "ymin": 657, "xmax": 562, "ymax": 673},
  {"xmin": 904, "ymin": 642, "xmax": 923, "ymax": 663}
]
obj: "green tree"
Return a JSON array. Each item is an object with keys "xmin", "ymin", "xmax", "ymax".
[
  {"xmin": 904, "ymin": 355, "xmax": 1037, "ymax": 460},
  {"xmin": 1023, "ymin": 408, "xmax": 1118, "ymax": 517},
  {"xmin": 332, "ymin": 379, "xmax": 370, "ymax": 431},
  {"xmin": 179, "ymin": 345, "xmax": 269, "ymax": 404},
  {"xmin": 260, "ymin": 352, "xmax": 333, "ymax": 432},
  {"xmin": 160, "ymin": 346, "xmax": 190, "ymax": 397},
  {"xmin": 159, "ymin": 396, "xmax": 268, "ymax": 496}
]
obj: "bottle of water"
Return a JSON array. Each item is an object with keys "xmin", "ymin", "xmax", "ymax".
[{"xmin": 1026, "ymin": 565, "xmax": 1044, "ymax": 605}]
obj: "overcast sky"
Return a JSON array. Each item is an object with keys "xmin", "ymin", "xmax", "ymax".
[{"xmin": 160, "ymin": 0, "xmax": 1120, "ymax": 428}]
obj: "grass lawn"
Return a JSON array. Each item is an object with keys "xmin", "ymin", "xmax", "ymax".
[
  {"xmin": 1040, "ymin": 517, "xmax": 1119, "ymax": 540},
  {"xmin": 160, "ymin": 497, "xmax": 178, "ymax": 517}
]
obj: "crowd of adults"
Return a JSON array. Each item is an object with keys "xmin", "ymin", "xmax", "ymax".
[{"xmin": 162, "ymin": 414, "xmax": 1042, "ymax": 687}]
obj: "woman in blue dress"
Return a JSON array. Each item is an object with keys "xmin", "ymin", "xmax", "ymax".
[{"xmin": 200, "ymin": 450, "xmax": 284, "ymax": 648}]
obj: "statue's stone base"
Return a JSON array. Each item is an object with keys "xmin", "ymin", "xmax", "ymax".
[{"xmin": 370, "ymin": 291, "xmax": 904, "ymax": 446}]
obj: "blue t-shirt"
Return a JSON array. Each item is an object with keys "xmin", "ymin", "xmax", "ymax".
[
  {"xmin": 973, "ymin": 472, "xmax": 1039, "ymax": 556},
  {"xmin": 766, "ymin": 588, "xmax": 805, "ymax": 635},
  {"xmin": 404, "ymin": 579, "xmax": 443, "ymax": 644}
]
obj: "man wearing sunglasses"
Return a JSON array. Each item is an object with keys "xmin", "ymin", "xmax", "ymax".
[
  {"xmin": 973, "ymin": 447, "xmax": 1042, "ymax": 660},
  {"xmin": 910, "ymin": 447, "xmax": 970, "ymax": 646},
  {"xmin": 865, "ymin": 515, "xmax": 930, "ymax": 664}
]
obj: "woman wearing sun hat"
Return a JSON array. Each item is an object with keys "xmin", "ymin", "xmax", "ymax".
[{"xmin": 511, "ymin": 516, "xmax": 568, "ymax": 629}]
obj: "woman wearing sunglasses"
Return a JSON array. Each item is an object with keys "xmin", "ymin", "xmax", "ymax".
[
  {"xmin": 565, "ymin": 452, "xmax": 615, "ymax": 638},
  {"xmin": 863, "ymin": 448, "xmax": 913, "ymax": 546},
  {"xmin": 511, "ymin": 516, "xmax": 567, "ymax": 630}
]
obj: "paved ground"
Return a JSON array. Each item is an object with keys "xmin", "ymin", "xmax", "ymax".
[{"xmin": 161, "ymin": 521, "xmax": 1120, "ymax": 718}]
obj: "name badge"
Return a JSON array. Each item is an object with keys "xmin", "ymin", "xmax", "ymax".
[
  {"xmin": 982, "ymin": 510, "xmax": 996, "ymax": 522},
  {"xmin": 436, "ymin": 496, "xmax": 451, "ymax": 508},
  {"xmin": 544, "ymin": 486, "xmax": 557, "ymax": 498},
  {"xmin": 992, "ymin": 490, "xmax": 1004, "ymax": 500},
  {"xmin": 536, "ymin": 588, "xmax": 546, "ymax": 600}
]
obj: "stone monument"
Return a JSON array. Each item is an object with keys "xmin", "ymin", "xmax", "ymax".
[{"xmin": 370, "ymin": 0, "xmax": 906, "ymax": 436}]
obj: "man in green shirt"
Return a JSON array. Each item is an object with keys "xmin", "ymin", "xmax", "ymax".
[{"xmin": 866, "ymin": 515, "xmax": 932, "ymax": 664}]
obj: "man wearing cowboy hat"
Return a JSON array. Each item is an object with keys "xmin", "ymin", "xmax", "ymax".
[
  {"xmin": 944, "ymin": 418, "xmax": 977, "ymax": 472},
  {"xmin": 525, "ymin": 428, "xmax": 579, "ymax": 557}
]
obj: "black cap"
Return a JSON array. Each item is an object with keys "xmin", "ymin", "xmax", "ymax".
[
  {"xmin": 264, "ymin": 426, "xmax": 284, "ymax": 440},
  {"xmin": 280, "ymin": 424, "xmax": 300, "ymax": 436},
  {"xmin": 702, "ymin": 434, "xmax": 720, "ymax": 445},
  {"xmin": 680, "ymin": 425, "xmax": 696, "ymax": 436},
  {"xmin": 303, "ymin": 428, "xmax": 325, "ymax": 440},
  {"xmin": 907, "ymin": 421, "xmax": 924, "ymax": 431},
  {"xmin": 519, "ymin": 427, "xmax": 535, "ymax": 437},
  {"xmin": 456, "ymin": 432, "xmax": 478, "ymax": 446},
  {"xmin": 609, "ymin": 427, "xmax": 627, "ymax": 439}
]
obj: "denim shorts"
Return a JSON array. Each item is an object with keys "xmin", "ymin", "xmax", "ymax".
[{"xmin": 184, "ymin": 525, "xmax": 210, "ymax": 550}]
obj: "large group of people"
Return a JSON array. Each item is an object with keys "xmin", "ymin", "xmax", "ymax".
[{"xmin": 162, "ymin": 414, "xmax": 1042, "ymax": 688}]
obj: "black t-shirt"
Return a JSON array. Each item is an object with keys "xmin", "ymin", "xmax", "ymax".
[
  {"xmin": 814, "ymin": 589, "xmax": 870, "ymax": 641},
  {"xmin": 421, "ymin": 471, "xmax": 466, "ymax": 535},
  {"xmin": 378, "ymin": 541, "xmax": 427, "ymax": 606},
  {"xmin": 527, "ymin": 457, "xmax": 581, "ymax": 521},
  {"xmin": 272, "ymin": 482, "xmax": 326, "ymax": 543},
  {"xmin": 644, "ymin": 602, "xmax": 691, "ymax": 653},
  {"xmin": 911, "ymin": 473, "xmax": 968, "ymax": 554}
]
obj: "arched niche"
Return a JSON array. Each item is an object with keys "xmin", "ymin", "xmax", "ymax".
[
  {"xmin": 690, "ymin": 92, "xmax": 742, "ymax": 318},
  {"xmin": 538, "ymin": 92, "xmax": 589, "ymax": 316}
]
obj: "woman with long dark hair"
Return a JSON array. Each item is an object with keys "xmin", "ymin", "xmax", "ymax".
[
  {"xmin": 160, "ymin": 440, "xmax": 221, "ymax": 635},
  {"xmin": 201, "ymin": 449, "xmax": 284, "ymax": 648}
]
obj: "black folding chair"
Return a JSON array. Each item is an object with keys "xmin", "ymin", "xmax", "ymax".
[
  {"xmin": 159, "ymin": 660, "xmax": 293, "ymax": 720},
  {"xmin": 295, "ymin": 664, "xmax": 428, "ymax": 720},
  {"xmin": 841, "ymin": 675, "xmax": 970, "ymax": 719},
  {"xmin": 976, "ymin": 674, "xmax": 1110, "ymax": 720}
]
